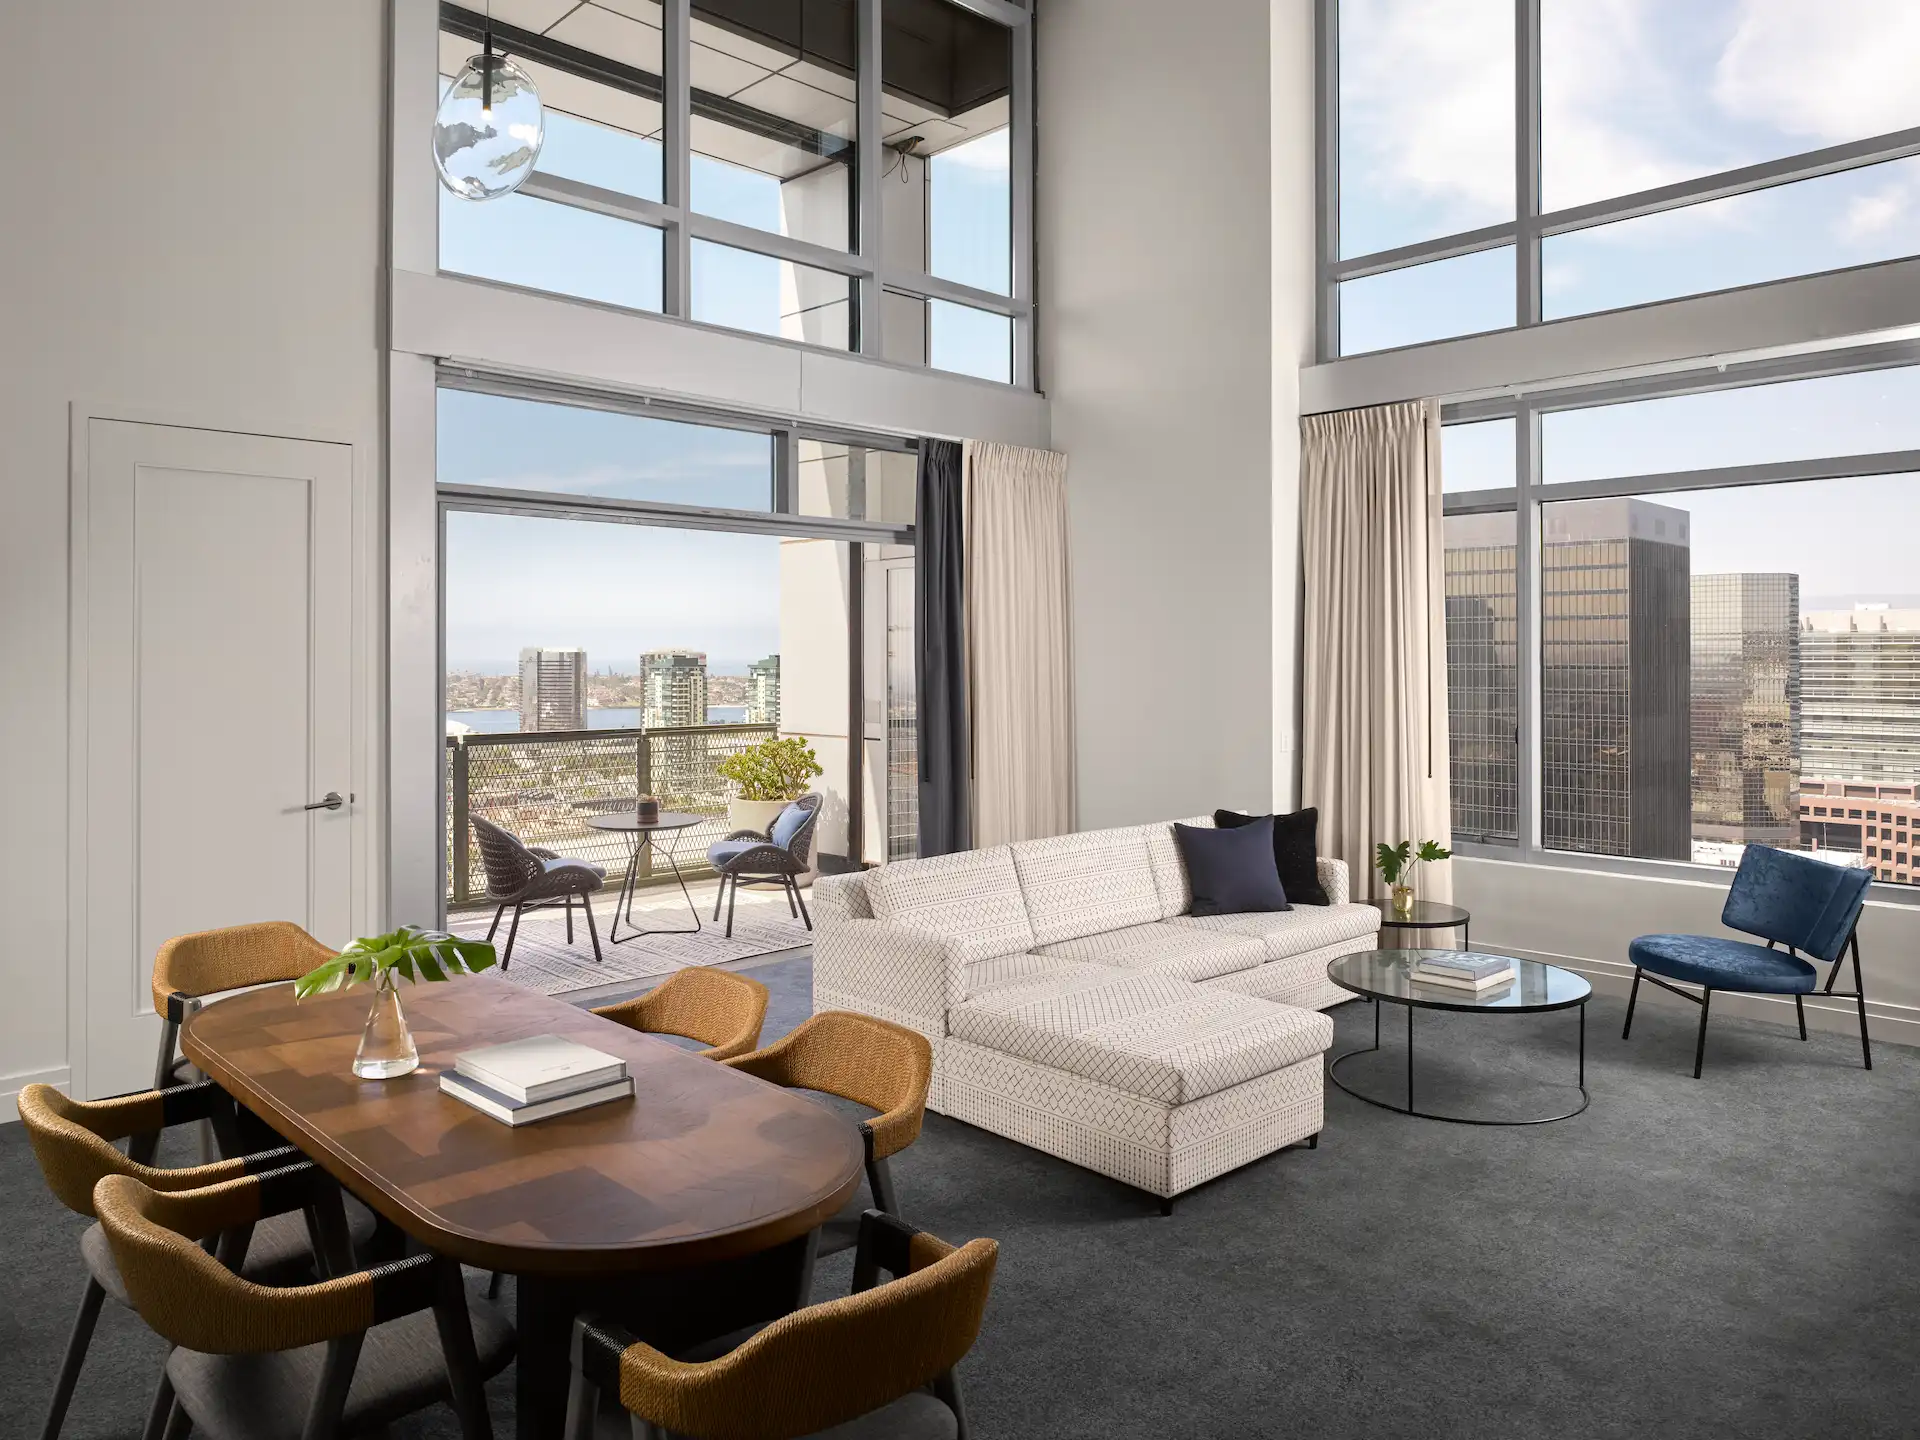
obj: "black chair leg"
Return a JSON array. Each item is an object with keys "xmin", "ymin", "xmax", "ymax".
[
  {"xmin": 1693, "ymin": 989, "xmax": 1713, "ymax": 1078},
  {"xmin": 40, "ymin": 1276, "xmax": 106, "ymax": 1440},
  {"xmin": 866, "ymin": 1155, "xmax": 899, "ymax": 1215},
  {"xmin": 485, "ymin": 904, "xmax": 506, "ymax": 944},
  {"xmin": 725, "ymin": 876, "xmax": 739, "ymax": 938},
  {"xmin": 782, "ymin": 876, "xmax": 799, "ymax": 918},
  {"xmin": 431, "ymin": 1258, "xmax": 493, "ymax": 1440},
  {"xmin": 1795, "ymin": 992, "xmax": 1807, "ymax": 1041},
  {"xmin": 1852, "ymin": 936, "xmax": 1872, "ymax": 1071},
  {"xmin": 500, "ymin": 903, "xmax": 524, "ymax": 972},
  {"xmin": 792, "ymin": 878, "xmax": 811, "ymax": 931},
  {"xmin": 565, "ymin": 895, "xmax": 574, "ymax": 944},
  {"xmin": 713, "ymin": 874, "xmax": 729, "ymax": 922},
  {"xmin": 140, "ymin": 1370, "xmax": 177, "ymax": 1440},
  {"xmin": 583, "ymin": 892, "xmax": 603, "ymax": 963},
  {"xmin": 1622, "ymin": 967, "xmax": 1642, "ymax": 1039}
]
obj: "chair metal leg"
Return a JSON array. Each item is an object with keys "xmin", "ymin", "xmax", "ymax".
[
  {"xmin": 486, "ymin": 905, "xmax": 506, "ymax": 943},
  {"xmin": 500, "ymin": 903, "xmax": 524, "ymax": 972},
  {"xmin": 1622, "ymin": 967, "xmax": 1642, "ymax": 1039},
  {"xmin": 300, "ymin": 1334, "xmax": 364, "ymax": 1440},
  {"xmin": 39, "ymin": 1275, "xmax": 106, "ymax": 1440},
  {"xmin": 486, "ymin": 1270, "xmax": 503, "ymax": 1301},
  {"xmin": 1851, "ymin": 935, "xmax": 1872, "ymax": 1071},
  {"xmin": 141, "ymin": 1369, "xmax": 178, "ymax": 1440},
  {"xmin": 782, "ymin": 875, "xmax": 799, "ymax": 918},
  {"xmin": 866, "ymin": 1155, "xmax": 899, "ymax": 1216},
  {"xmin": 1693, "ymin": 989, "xmax": 1713, "ymax": 1078},
  {"xmin": 565, "ymin": 894, "xmax": 574, "ymax": 943},
  {"xmin": 934, "ymin": 1367, "xmax": 971, "ymax": 1440},
  {"xmin": 725, "ymin": 875, "xmax": 738, "ymax": 938},
  {"xmin": 583, "ymin": 892, "xmax": 603, "ymax": 963},
  {"xmin": 792, "ymin": 877, "xmax": 811, "ymax": 931},
  {"xmin": 1795, "ymin": 992, "xmax": 1808, "ymax": 1040},
  {"xmin": 161, "ymin": 1402, "xmax": 191, "ymax": 1440},
  {"xmin": 713, "ymin": 874, "xmax": 728, "ymax": 922},
  {"xmin": 431, "ymin": 1258, "xmax": 493, "ymax": 1440}
]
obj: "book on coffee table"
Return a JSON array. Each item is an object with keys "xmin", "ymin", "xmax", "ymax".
[
  {"xmin": 1410, "ymin": 969, "xmax": 1514, "ymax": 995},
  {"xmin": 1410, "ymin": 955, "xmax": 1516, "ymax": 991},
  {"xmin": 440, "ymin": 1069, "xmax": 634, "ymax": 1126},
  {"xmin": 454, "ymin": 1033, "xmax": 628, "ymax": 1104}
]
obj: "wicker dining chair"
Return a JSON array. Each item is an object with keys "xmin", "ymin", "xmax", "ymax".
[
  {"xmin": 151, "ymin": 921, "xmax": 338, "ymax": 1091},
  {"xmin": 18, "ymin": 1081, "xmax": 372, "ymax": 1440},
  {"xmin": 564, "ymin": 1210, "xmax": 997, "ymax": 1440},
  {"xmin": 592, "ymin": 968, "xmax": 771, "ymax": 1061},
  {"xmin": 723, "ymin": 1012, "xmax": 933, "ymax": 1256},
  {"xmin": 93, "ymin": 1165, "xmax": 513, "ymax": 1440},
  {"xmin": 470, "ymin": 813, "xmax": 606, "ymax": 971},
  {"xmin": 706, "ymin": 794, "xmax": 822, "ymax": 938}
]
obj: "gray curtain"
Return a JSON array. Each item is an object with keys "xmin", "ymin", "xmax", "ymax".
[
  {"xmin": 915, "ymin": 438, "xmax": 972, "ymax": 857},
  {"xmin": 1300, "ymin": 400, "xmax": 1453, "ymax": 902}
]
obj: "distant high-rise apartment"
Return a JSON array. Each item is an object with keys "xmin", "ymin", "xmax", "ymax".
[
  {"xmin": 641, "ymin": 648, "xmax": 709, "ymax": 729},
  {"xmin": 518, "ymin": 647, "xmax": 586, "ymax": 731},
  {"xmin": 1800, "ymin": 607, "xmax": 1920, "ymax": 787},
  {"xmin": 747, "ymin": 654, "xmax": 781, "ymax": 726},
  {"xmin": 1442, "ymin": 498, "xmax": 1691, "ymax": 859},
  {"xmin": 1691, "ymin": 574, "xmax": 1800, "ymax": 847}
]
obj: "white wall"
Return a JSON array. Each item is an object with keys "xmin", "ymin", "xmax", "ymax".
[
  {"xmin": 1457, "ymin": 857, "xmax": 1920, "ymax": 1047},
  {"xmin": 0, "ymin": 2, "xmax": 387, "ymax": 1101},
  {"xmin": 1039, "ymin": 0, "xmax": 1317, "ymax": 828}
]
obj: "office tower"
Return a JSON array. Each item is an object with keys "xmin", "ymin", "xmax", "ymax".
[
  {"xmin": 1690, "ymin": 574, "xmax": 1800, "ymax": 847},
  {"xmin": 747, "ymin": 654, "xmax": 782, "ymax": 726},
  {"xmin": 1442, "ymin": 498, "xmax": 1691, "ymax": 859},
  {"xmin": 517, "ymin": 647, "xmax": 586, "ymax": 731},
  {"xmin": 1800, "ymin": 607, "xmax": 1920, "ymax": 788},
  {"xmin": 641, "ymin": 648, "xmax": 709, "ymax": 729}
]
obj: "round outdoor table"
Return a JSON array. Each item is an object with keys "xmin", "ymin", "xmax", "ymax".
[
  {"xmin": 1326, "ymin": 949, "xmax": 1591, "ymax": 1126},
  {"xmin": 1364, "ymin": 897, "xmax": 1471, "ymax": 951},
  {"xmin": 587, "ymin": 811, "xmax": 704, "ymax": 943}
]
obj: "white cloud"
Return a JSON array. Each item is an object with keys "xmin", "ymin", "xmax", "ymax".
[
  {"xmin": 1836, "ymin": 176, "xmax": 1920, "ymax": 247},
  {"xmin": 1714, "ymin": 0, "xmax": 1920, "ymax": 144},
  {"xmin": 932, "ymin": 127, "xmax": 1008, "ymax": 173}
]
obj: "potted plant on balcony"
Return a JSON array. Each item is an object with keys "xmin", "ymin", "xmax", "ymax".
[{"xmin": 716, "ymin": 735, "xmax": 824, "ymax": 834}]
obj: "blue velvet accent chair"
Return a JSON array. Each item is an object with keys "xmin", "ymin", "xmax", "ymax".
[
  {"xmin": 1625, "ymin": 846, "xmax": 1872, "ymax": 1077},
  {"xmin": 706, "ymin": 794, "xmax": 821, "ymax": 938}
]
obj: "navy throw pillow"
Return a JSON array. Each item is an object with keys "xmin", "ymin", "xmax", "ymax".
[
  {"xmin": 1214, "ymin": 807, "xmax": 1331, "ymax": 906},
  {"xmin": 1175, "ymin": 818, "xmax": 1291, "ymax": 917}
]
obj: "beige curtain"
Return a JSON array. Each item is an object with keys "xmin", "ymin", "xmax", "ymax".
[
  {"xmin": 1300, "ymin": 400, "xmax": 1453, "ymax": 903},
  {"xmin": 964, "ymin": 440, "xmax": 1075, "ymax": 846}
]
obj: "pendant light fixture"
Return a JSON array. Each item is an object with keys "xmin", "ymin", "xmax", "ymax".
[{"xmin": 432, "ymin": 1, "xmax": 544, "ymax": 201}]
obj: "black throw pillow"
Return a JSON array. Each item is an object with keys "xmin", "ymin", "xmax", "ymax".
[
  {"xmin": 1175, "ymin": 818, "xmax": 1291, "ymax": 917},
  {"xmin": 1214, "ymin": 807, "xmax": 1331, "ymax": 905}
]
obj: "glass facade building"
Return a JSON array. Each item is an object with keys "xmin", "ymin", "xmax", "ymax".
[
  {"xmin": 1690, "ymin": 574, "xmax": 1800, "ymax": 847},
  {"xmin": 1443, "ymin": 513, "xmax": 1518, "ymax": 840},
  {"xmin": 1800, "ymin": 610, "xmax": 1920, "ymax": 788}
]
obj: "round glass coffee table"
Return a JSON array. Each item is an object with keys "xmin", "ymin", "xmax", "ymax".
[{"xmin": 1326, "ymin": 949, "xmax": 1591, "ymax": 1126}]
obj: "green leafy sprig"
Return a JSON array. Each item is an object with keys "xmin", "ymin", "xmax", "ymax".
[
  {"xmin": 294, "ymin": 926, "xmax": 496, "ymax": 999},
  {"xmin": 1374, "ymin": 839, "xmax": 1452, "ymax": 884}
]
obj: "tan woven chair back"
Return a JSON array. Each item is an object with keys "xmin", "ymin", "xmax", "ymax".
[
  {"xmin": 16, "ymin": 1083, "xmax": 253, "ymax": 1218},
  {"xmin": 730, "ymin": 1011, "xmax": 933, "ymax": 1158},
  {"xmin": 593, "ymin": 967, "xmax": 770, "ymax": 1060},
  {"xmin": 617, "ymin": 1232, "xmax": 998, "ymax": 1440},
  {"xmin": 150, "ymin": 920, "xmax": 336, "ymax": 1016},
  {"xmin": 93, "ymin": 1173, "xmax": 375, "ymax": 1355}
]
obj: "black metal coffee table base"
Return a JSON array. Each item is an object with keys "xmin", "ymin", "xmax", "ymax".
[{"xmin": 1328, "ymin": 996, "xmax": 1590, "ymax": 1127}]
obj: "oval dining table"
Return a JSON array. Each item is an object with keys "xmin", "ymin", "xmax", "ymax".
[{"xmin": 182, "ymin": 973, "xmax": 864, "ymax": 1440}]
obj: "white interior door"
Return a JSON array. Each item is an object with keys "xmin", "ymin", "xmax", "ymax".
[{"xmin": 78, "ymin": 420, "xmax": 354, "ymax": 1097}]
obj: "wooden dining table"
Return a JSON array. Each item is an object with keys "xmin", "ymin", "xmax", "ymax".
[{"xmin": 182, "ymin": 973, "xmax": 864, "ymax": 1440}]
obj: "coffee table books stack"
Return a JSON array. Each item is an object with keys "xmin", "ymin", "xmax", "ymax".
[
  {"xmin": 441, "ymin": 1033, "xmax": 635, "ymax": 1126},
  {"xmin": 1409, "ymin": 952, "xmax": 1515, "ymax": 996}
]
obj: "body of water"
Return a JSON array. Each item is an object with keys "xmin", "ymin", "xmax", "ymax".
[{"xmin": 447, "ymin": 706, "xmax": 749, "ymax": 734}]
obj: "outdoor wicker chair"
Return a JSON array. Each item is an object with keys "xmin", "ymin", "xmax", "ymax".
[
  {"xmin": 724, "ymin": 1011, "xmax": 933, "ymax": 1257},
  {"xmin": 470, "ymin": 813, "xmax": 606, "ymax": 971},
  {"xmin": 706, "ymin": 793, "xmax": 822, "ymax": 938},
  {"xmin": 564, "ymin": 1210, "xmax": 997, "ymax": 1440}
]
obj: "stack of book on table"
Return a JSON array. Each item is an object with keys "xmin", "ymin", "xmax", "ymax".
[
  {"xmin": 441, "ymin": 1034, "xmax": 634, "ymax": 1126},
  {"xmin": 1409, "ymin": 952, "xmax": 1514, "ymax": 996}
]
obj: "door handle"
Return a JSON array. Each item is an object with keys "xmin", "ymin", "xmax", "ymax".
[{"xmin": 304, "ymin": 791, "xmax": 345, "ymax": 812}]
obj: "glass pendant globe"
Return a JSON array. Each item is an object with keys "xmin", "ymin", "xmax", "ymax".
[{"xmin": 433, "ymin": 54, "xmax": 545, "ymax": 200}]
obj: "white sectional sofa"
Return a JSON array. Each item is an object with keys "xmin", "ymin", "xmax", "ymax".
[{"xmin": 812, "ymin": 816, "xmax": 1382, "ymax": 1209}]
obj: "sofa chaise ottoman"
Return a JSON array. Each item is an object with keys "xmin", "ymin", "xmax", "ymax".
[{"xmin": 812, "ymin": 816, "xmax": 1381, "ymax": 1210}]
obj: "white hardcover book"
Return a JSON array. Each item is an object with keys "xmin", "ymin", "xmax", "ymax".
[
  {"xmin": 455, "ymin": 1033, "xmax": 628, "ymax": 1104},
  {"xmin": 1411, "ymin": 967, "xmax": 1515, "ymax": 992},
  {"xmin": 440, "ymin": 1070, "xmax": 635, "ymax": 1127}
]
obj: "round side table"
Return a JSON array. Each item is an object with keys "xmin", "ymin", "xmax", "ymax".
[{"xmin": 1365, "ymin": 897, "xmax": 1470, "ymax": 951}]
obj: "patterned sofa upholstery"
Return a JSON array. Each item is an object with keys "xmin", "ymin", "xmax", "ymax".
[{"xmin": 812, "ymin": 816, "xmax": 1381, "ymax": 1206}]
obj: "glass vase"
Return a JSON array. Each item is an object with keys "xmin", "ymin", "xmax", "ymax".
[
  {"xmin": 353, "ymin": 973, "xmax": 419, "ymax": 1080},
  {"xmin": 1391, "ymin": 883, "xmax": 1415, "ymax": 918}
]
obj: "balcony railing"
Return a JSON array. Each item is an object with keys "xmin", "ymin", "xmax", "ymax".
[{"xmin": 445, "ymin": 723, "xmax": 777, "ymax": 906}]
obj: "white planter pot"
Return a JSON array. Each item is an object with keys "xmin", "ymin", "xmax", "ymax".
[{"xmin": 727, "ymin": 798, "xmax": 791, "ymax": 835}]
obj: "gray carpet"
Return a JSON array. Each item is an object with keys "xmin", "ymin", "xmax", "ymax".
[{"xmin": 7, "ymin": 959, "xmax": 1919, "ymax": 1439}]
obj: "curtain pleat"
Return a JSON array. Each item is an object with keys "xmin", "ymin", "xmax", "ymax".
[
  {"xmin": 1300, "ymin": 400, "xmax": 1453, "ymax": 902},
  {"xmin": 965, "ymin": 440, "xmax": 1075, "ymax": 847},
  {"xmin": 915, "ymin": 438, "xmax": 972, "ymax": 857}
]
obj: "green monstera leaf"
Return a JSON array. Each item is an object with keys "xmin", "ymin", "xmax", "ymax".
[{"xmin": 295, "ymin": 926, "xmax": 496, "ymax": 999}]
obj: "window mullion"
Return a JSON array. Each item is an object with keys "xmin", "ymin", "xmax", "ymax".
[
  {"xmin": 1515, "ymin": 0, "xmax": 1541, "ymax": 327},
  {"xmin": 1010, "ymin": 11, "xmax": 1036, "ymax": 387},
  {"xmin": 1515, "ymin": 399, "xmax": 1542, "ymax": 856},
  {"xmin": 662, "ymin": 0, "xmax": 691, "ymax": 318},
  {"xmin": 1316, "ymin": 0, "xmax": 1340, "ymax": 362},
  {"xmin": 856, "ymin": 0, "xmax": 883, "ymax": 358}
]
